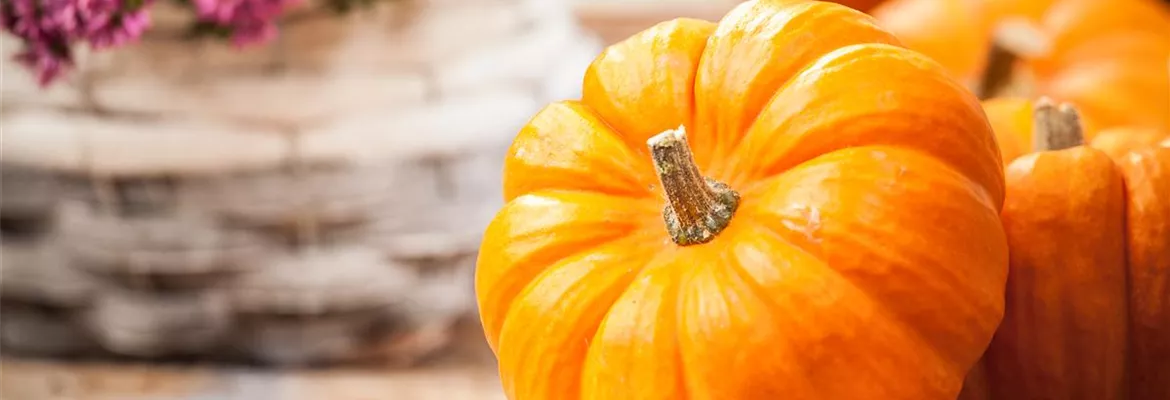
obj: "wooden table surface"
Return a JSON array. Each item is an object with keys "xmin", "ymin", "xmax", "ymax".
[
  {"xmin": 0, "ymin": 321, "xmax": 506, "ymax": 400},
  {"xmin": 0, "ymin": 358, "xmax": 507, "ymax": 400}
]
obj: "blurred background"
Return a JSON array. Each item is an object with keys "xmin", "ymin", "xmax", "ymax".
[
  {"xmin": 2, "ymin": 0, "xmax": 1153, "ymax": 398},
  {"xmin": 0, "ymin": 0, "xmax": 758, "ymax": 398}
]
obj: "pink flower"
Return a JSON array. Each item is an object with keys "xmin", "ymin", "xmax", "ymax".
[
  {"xmin": 192, "ymin": 0, "xmax": 300, "ymax": 47},
  {"xmin": 4, "ymin": 0, "xmax": 46, "ymax": 39},
  {"xmin": 87, "ymin": 7, "xmax": 151, "ymax": 49},
  {"xmin": 1, "ymin": 0, "xmax": 153, "ymax": 86},
  {"xmin": 14, "ymin": 43, "xmax": 71, "ymax": 86}
]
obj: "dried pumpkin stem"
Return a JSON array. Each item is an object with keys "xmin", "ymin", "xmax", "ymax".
[
  {"xmin": 648, "ymin": 127, "xmax": 740, "ymax": 246},
  {"xmin": 1032, "ymin": 97, "xmax": 1085, "ymax": 151},
  {"xmin": 978, "ymin": 41, "xmax": 1018, "ymax": 99},
  {"xmin": 978, "ymin": 18, "xmax": 1049, "ymax": 99}
]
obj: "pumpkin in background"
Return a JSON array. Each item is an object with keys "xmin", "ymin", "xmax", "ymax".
[
  {"xmin": 475, "ymin": 1, "xmax": 1010, "ymax": 399},
  {"xmin": 867, "ymin": 0, "xmax": 1001, "ymax": 89},
  {"xmin": 982, "ymin": 97, "xmax": 1036, "ymax": 164},
  {"xmin": 872, "ymin": 0, "xmax": 1170, "ymax": 136},
  {"xmin": 829, "ymin": 0, "xmax": 889, "ymax": 12},
  {"xmin": 960, "ymin": 99, "xmax": 1170, "ymax": 400},
  {"xmin": 984, "ymin": 98, "xmax": 1170, "ymax": 164},
  {"xmin": 1118, "ymin": 145, "xmax": 1170, "ymax": 400},
  {"xmin": 1091, "ymin": 127, "xmax": 1170, "ymax": 161}
]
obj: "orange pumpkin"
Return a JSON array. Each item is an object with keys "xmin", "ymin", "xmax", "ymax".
[
  {"xmin": 476, "ymin": 1, "xmax": 1009, "ymax": 399},
  {"xmin": 872, "ymin": 0, "xmax": 1170, "ymax": 135},
  {"xmin": 868, "ymin": 0, "xmax": 1000, "ymax": 89},
  {"xmin": 961, "ymin": 99, "xmax": 1170, "ymax": 400},
  {"xmin": 1119, "ymin": 146, "xmax": 1170, "ymax": 400},
  {"xmin": 982, "ymin": 97, "xmax": 1036, "ymax": 164},
  {"xmin": 1091, "ymin": 127, "xmax": 1170, "ymax": 162},
  {"xmin": 984, "ymin": 98, "xmax": 1170, "ymax": 164},
  {"xmin": 828, "ymin": 0, "xmax": 888, "ymax": 11}
]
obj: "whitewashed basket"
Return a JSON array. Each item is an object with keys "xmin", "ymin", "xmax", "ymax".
[
  {"xmin": 572, "ymin": 0, "xmax": 738, "ymax": 45},
  {"xmin": 0, "ymin": 0, "xmax": 600, "ymax": 365}
]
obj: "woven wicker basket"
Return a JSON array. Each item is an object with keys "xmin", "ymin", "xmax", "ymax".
[{"xmin": 0, "ymin": 0, "xmax": 600, "ymax": 366}]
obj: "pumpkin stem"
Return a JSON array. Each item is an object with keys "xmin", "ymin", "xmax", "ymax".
[
  {"xmin": 978, "ymin": 18, "xmax": 1050, "ymax": 99},
  {"xmin": 1032, "ymin": 97, "xmax": 1085, "ymax": 151},
  {"xmin": 648, "ymin": 126, "xmax": 740, "ymax": 246}
]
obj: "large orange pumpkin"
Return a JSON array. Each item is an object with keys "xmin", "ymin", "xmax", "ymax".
[
  {"xmin": 961, "ymin": 99, "xmax": 1170, "ymax": 400},
  {"xmin": 475, "ymin": 1, "xmax": 1009, "ymax": 399},
  {"xmin": 872, "ymin": 0, "xmax": 1170, "ymax": 135}
]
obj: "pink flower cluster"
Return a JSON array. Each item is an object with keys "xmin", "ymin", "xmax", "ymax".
[
  {"xmin": 1, "ymin": 0, "xmax": 152, "ymax": 85},
  {"xmin": 1, "ymin": 0, "xmax": 301, "ymax": 86},
  {"xmin": 193, "ymin": 0, "xmax": 303, "ymax": 47}
]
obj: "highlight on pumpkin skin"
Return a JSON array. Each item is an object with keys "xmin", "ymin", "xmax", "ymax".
[{"xmin": 476, "ymin": 1, "xmax": 1012, "ymax": 399}]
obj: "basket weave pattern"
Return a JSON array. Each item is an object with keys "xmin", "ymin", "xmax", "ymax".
[{"xmin": 0, "ymin": 0, "xmax": 600, "ymax": 365}]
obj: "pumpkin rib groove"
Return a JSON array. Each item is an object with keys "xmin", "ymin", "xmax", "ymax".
[
  {"xmin": 691, "ymin": 0, "xmax": 902, "ymax": 170},
  {"xmin": 670, "ymin": 272, "xmax": 691, "ymax": 400},
  {"xmin": 476, "ymin": 190, "xmax": 656, "ymax": 352},
  {"xmin": 723, "ymin": 224, "xmax": 955, "ymax": 380},
  {"xmin": 742, "ymin": 145, "xmax": 1007, "ymax": 367},
  {"xmin": 580, "ymin": 18, "xmax": 716, "ymax": 162},
  {"xmin": 479, "ymin": 229, "xmax": 637, "ymax": 354},
  {"xmin": 716, "ymin": 231, "xmax": 816, "ymax": 393},
  {"xmin": 495, "ymin": 236, "xmax": 653, "ymax": 399},
  {"xmin": 741, "ymin": 142, "xmax": 1001, "ymax": 225},
  {"xmin": 502, "ymin": 102, "xmax": 657, "ymax": 201},
  {"xmin": 742, "ymin": 220, "xmax": 961, "ymax": 378},
  {"xmin": 725, "ymin": 43, "xmax": 1005, "ymax": 206},
  {"xmin": 490, "ymin": 228, "xmax": 645, "ymax": 296},
  {"xmin": 578, "ymin": 249, "xmax": 691, "ymax": 400},
  {"xmin": 714, "ymin": 26, "xmax": 907, "ymax": 165},
  {"xmin": 735, "ymin": 111, "xmax": 1002, "ymax": 207},
  {"xmin": 673, "ymin": 253, "xmax": 810, "ymax": 398},
  {"xmin": 680, "ymin": 224, "xmax": 961, "ymax": 398},
  {"xmin": 717, "ymin": 48, "xmax": 817, "ymax": 175},
  {"xmin": 748, "ymin": 222, "xmax": 950, "ymax": 353}
]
